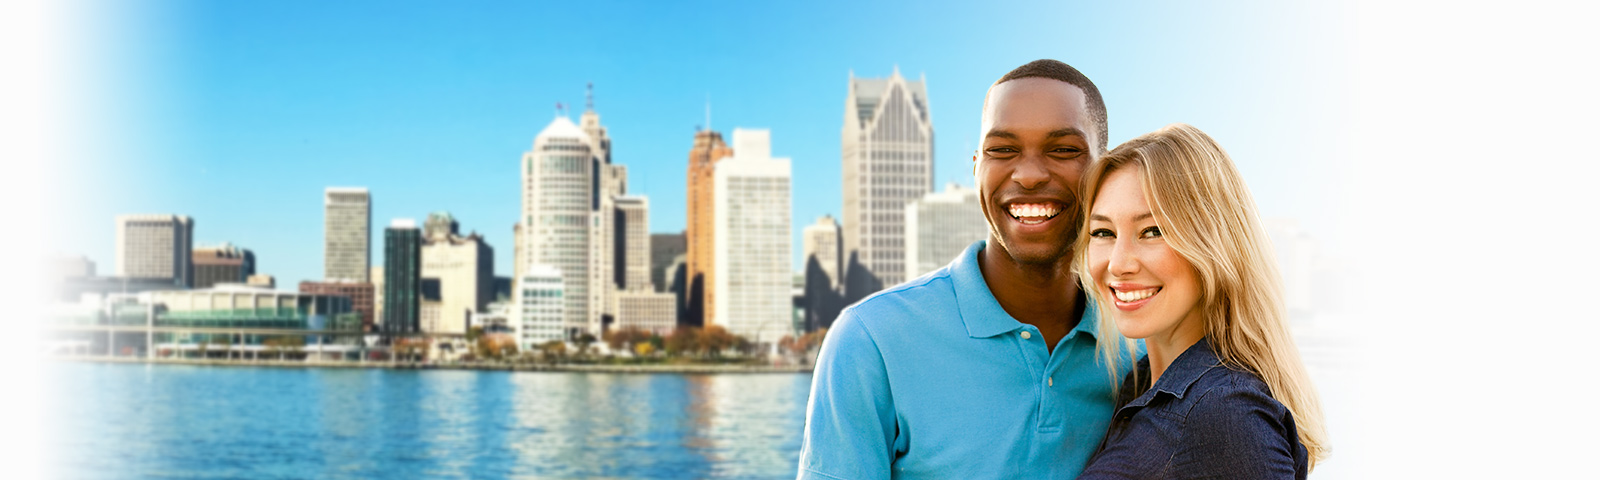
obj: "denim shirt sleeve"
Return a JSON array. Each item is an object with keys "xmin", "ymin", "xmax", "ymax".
[
  {"xmin": 797, "ymin": 311, "xmax": 897, "ymax": 480},
  {"xmin": 1172, "ymin": 380, "xmax": 1301, "ymax": 479}
]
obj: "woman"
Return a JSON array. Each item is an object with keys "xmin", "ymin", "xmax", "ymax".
[{"xmin": 1074, "ymin": 124, "xmax": 1328, "ymax": 478}]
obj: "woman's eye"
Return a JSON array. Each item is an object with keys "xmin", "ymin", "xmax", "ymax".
[
  {"xmin": 1089, "ymin": 228, "xmax": 1114, "ymax": 239},
  {"xmin": 1141, "ymin": 226, "xmax": 1163, "ymax": 239}
]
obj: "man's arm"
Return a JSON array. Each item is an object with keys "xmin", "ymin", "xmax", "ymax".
[{"xmin": 797, "ymin": 311, "xmax": 897, "ymax": 480}]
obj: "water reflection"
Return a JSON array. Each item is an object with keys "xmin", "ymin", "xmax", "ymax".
[{"xmin": 49, "ymin": 365, "xmax": 813, "ymax": 479}]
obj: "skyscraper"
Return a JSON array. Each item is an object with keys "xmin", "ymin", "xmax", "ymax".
[
  {"xmin": 324, "ymin": 187, "xmax": 371, "ymax": 283},
  {"xmin": 420, "ymin": 211, "xmax": 494, "ymax": 335},
  {"xmin": 191, "ymin": 242, "xmax": 255, "ymax": 289},
  {"xmin": 905, "ymin": 183, "xmax": 988, "ymax": 279},
  {"xmin": 615, "ymin": 195, "xmax": 651, "ymax": 291},
  {"xmin": 650, "ymin": 232, "xmax": 686, "ymax": 294},
  {"xmin": 685, "ymin": 130, "xmax": 734, "ymax": 327},
  {"xmin": 115, "ymin": 214, "xmax": 193, "ymax": 287},
  {"xmin": 803, "ymin": 215, "xmax": 842, "ymax": 289},
  {"xmin": 522, "ymin": 115, "xmax": 596, "ymax": 340},
  {"xmin": 841, "ymin": 67, "xmax": 934, "ymax": 288},
  {"xmin": 383, "ymin": 219, "xmax": 421, "ymax": 335},
  {"xmin": 580, "ymin": 85, "xmax": 625, "ymax": 336},
  {"xmin": 713, "ymin": 128, "xmax": 792, "ymax": 344}
]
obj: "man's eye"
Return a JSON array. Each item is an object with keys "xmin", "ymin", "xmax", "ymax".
[
  {"xmin": 1141, "ymin": 226, "xmax": 1163, "ymax": 239},
  {"xmin": 1051, "ymin": 147, "xmax": 1082, "ymax": 154},
  {"xmin": 1089, "ymin": 228, "xmax": 1114, "ymax": 239},
  {"xmin": 986, "ymin": 147, "xmax": 1018, "ymax": 155}
]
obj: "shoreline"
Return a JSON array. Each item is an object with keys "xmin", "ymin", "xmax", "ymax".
[{"xmin": 52, "ymin": 356, "xmax": 815, "ymax": 374}]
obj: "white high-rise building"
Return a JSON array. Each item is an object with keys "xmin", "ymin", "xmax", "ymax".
[
  {"xmin": 841, "ymin": 67, "xmax": 934, "ymax": 288},
  {"xmin": 324, "ymin": 187, "xmax": 371, "ymax": 283},
  {"xmin": 802, "ymin": 215, "xmax": 842, "ymax": 289},
  {"xmin": 115, "ymin": 214, "xmax": 193, "ymax": 287},
  {"xmin": 905, "ymin": 183, "xmax": 989, "ymax": 279},
  {"xmin": 616, "ymin": 195, "xmax": 651, "ymax": 291},
  {"xmin": 514, "ymin": 264, "xmax": 566, "ymax": 351},
  {"xmin": 522, "ymin": 115, "xmax": 596, "ymax": 340},
  {"xmin": 714, "ymin": 128, "xmax": 793, "ymax": 344}
]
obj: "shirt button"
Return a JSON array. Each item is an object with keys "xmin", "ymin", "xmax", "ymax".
[
  {"xmin": 1020, "ymin": 331, "xmax": 1031, "ymax": 340},
  {"xmin": 1048, "ymin": 377, "xmax": 1054, "ymax": 387}
]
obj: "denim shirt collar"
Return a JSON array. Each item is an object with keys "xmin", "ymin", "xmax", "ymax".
[
  {"xmin": 951, "ymin": 240, "xmax": 1100, "ymax": 341},
  {"xmin": 1123, "ymin": 337, "xmax": 1223, "ymax": 409}
]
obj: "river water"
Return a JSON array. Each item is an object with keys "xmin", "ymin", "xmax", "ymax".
[{"xmin": 48, "ymin": 363, "xmax": 812, "ymax": 479}]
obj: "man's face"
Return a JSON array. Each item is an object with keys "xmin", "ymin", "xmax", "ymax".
[{"xmin": 974, "ymin": 77, "xmax": 1097, "ymax": 266}]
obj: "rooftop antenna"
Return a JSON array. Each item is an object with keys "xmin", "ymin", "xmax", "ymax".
[
  {"xmin": 555, "ymin": 102, "xmax": 565, "ymax": 117},
  {"xmin": 586, "ymin": 82, "xmax": 594, "ymax": 111}
]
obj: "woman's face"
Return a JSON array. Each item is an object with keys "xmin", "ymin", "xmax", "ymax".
[{"xmin": 1087, "ymin": 167, "xmax": 1206, "ymax": 343}]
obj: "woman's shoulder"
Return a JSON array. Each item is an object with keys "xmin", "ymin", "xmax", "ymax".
[{"xmin": 1182, "ymin": 364, "xmax": 1287, "ymax": 416}]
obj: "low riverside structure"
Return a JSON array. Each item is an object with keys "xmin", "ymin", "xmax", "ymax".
[{"xmin": 46, "ymin": 284, "xmax": 362, "ymax": 358}]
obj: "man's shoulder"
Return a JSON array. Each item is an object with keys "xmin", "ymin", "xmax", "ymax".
[{"xmin": 843, "ymin": 266, "xmax": 960, "ymax": 319}]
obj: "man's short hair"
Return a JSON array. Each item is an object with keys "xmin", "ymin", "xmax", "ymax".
[{"xmin": 992, "ymin": 59, "xmax": 1109, "ymax": 154}]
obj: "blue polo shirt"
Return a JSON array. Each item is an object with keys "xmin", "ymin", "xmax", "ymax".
[{"xmin": 798, "ymin": 240, "xmax": 1134, "ymax": 480}]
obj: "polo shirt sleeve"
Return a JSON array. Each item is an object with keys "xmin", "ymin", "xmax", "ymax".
[
  {"xmin": 797, "ymin": 311, "xmax": 897, "ymax": 480},
  {"xmin": 1172, "ymin": 382, "xmax": 1301, "ymax": 479}
]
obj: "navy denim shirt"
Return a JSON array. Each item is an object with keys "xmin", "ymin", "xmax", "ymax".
[{"xmin": 1078, "ymin": 338, "xmax": 1308, "ymax": 479}]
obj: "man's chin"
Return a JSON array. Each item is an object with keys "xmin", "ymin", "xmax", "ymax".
[{"xmin": 993, "ymin": 239, "xmax": 1073, "ymax": 267}]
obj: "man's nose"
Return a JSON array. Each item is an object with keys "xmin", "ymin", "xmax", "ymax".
[{"xmin": 1011, "ymin": 154, "xmax": 1049, "ymax": 189}]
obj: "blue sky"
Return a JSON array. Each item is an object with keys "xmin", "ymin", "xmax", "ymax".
[{"xmin": 55, "ymin": 0, "xmax": 1352, "ymax": 287}]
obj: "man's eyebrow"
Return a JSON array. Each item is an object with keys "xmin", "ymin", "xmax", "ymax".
[
  {"xmin": 983, "ymin": 128, "xmax": 1085, "ymax": 141},
  {"xmin": 984, "ymin": 130, "xmax": 1018, "ymax": 140},
  {"xmin": 1047, "ymin": 128, "xmax": 1085, "ymax": 139}
]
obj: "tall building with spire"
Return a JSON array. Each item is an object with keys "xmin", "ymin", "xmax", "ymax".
[
  {"xmin": 522, "ymin": 114, "xmax": 597, "ymax": 339},
  {"xmin": 841, "ymin": 67, "xmax": 934, "ymax": 288},
  {"xmin": 579, "ymin": 85, "xmax": 626, "ymax": 336},
  {"xmin": 685, "ymin": 129, "xmax": 734, "ymax": 328}
]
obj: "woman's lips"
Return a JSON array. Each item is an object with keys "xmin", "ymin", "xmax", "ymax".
[{"xmin": 1109, "ymin": 285, "xmax": 1160, "ymax": 311}]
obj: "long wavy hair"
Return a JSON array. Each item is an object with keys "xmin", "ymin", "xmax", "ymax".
[{"xmin": 1073, "ymin": 123, "xmax": 1329, "ymax": 466}]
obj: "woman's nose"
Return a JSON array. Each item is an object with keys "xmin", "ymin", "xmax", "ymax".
[{"xmin": 1108, "ymin": 238, "xmax": 1140, "ymax": 277}]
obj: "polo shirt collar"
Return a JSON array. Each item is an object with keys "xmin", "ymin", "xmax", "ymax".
[{"xmin": 952, "ymin": 240, "xmax": 1100, "ymax": 341}]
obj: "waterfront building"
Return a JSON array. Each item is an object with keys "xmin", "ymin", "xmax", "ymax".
[
  {"xmin": 522, "ymin": 115, "xmax": 596, "ymax": 340},
  {"xmin": 713, "ymin": 128, "xmax": 793, "ymax": 344},
  {"xmin": 115, "ymin": 214, "xmax": 194, "ymax": 287},
  {"xmin": 613, "ymin": 290, "xmax": 677, "ymax": 336},
  {"xmin": 650, "ymin": 232, "xmax": 686, "ymax": 293},
  {"xmin": 298, "ymin": 280, "xmax": 376, "ymax": 332},
  {"xmin": 192, "ymin": 242, "xmax": 256, "ymax": 289},
  {"xmin": 324, "ymin": 187, "xmax": 371, "ymax": 283},
  {"xmin": 473, "ymin": 300, "xmax": 513, "ymax": 333},
  {"xmin": 420, "ymin": 211, "xmax": 494, "ymax": 335},
  {"xmin": 841, "ymin": 67, "xmax": 935, "ymax": 288},
  {"xmin": 383, "ymin": 219, "xmax": 421, "ymax": 335},
  {"xmin": 685, "ymin": 129, "xmax": 734, "ymax": 327},
  {"xmin": 147, "ymin": 284, "xmax": 356, "ymax": 347},
  {"xmin": 591, "ymin": 160, "xmax": 626, "ymax": 335},
  {"xmin": 616, "ymin": 195, "xmax": 651, "ymax": 291},
  {"xmin": 514, "ymin": 264, "xmax": 566, "ymax": 351},
  {"xmin": 802, "ymin": 215, "xmax": 842, "ymax": 289},
  {"xmin": 905, "ymin": 183, "xmax": 988, "ymax": 278},
  {"xmin": 246, "ymin": 274, "xmax": 275, "ymax": 289}
]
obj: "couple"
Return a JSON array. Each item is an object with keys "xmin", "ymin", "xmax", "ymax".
[{"xmin": 798, "ymin": 60, "xmax": 1328, "ymax": 479}]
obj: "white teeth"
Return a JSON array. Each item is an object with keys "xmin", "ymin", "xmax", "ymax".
[
  {"xmin": 1113, "ymin": 288, "xmax": 1158, "ymax": 302},
  {"xmin": 1007, "ymin": 203, "xmax": 1061, "ymax": 219}
]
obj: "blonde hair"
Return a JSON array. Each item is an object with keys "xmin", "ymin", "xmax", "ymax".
[{"xmin": 1073, "ymin": 123, "xmax": 1329, "ymax": 467}]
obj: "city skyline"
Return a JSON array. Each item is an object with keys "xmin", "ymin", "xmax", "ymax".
[{"xmin": 54, "ymin": 1, "xmax": 1348, "ymax": 291}]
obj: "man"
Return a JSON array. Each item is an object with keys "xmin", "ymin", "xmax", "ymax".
[{"xmin": 798, "ymin": 59, "xmax": 1131, "ymax": 479}]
